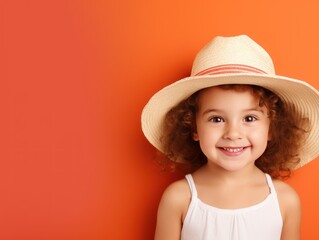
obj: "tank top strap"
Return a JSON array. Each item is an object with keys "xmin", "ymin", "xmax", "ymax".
[
  {"xmin": 265, "ymin": 173, "xmax": 277, "ymax": 195},
  {"xmin": 185, "ymin": 173, "xmax": 276, "ymax": 197},
  {"xmin": 185, "ymin": 174, "xmax": 198, "ymax": 197}
]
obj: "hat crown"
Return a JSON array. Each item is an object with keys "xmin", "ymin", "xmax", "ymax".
[{"xmin": 191, "ymin": 35, "xmax": 275, "ymax": 76}]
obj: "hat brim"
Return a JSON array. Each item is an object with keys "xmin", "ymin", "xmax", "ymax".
[{"xmin": 141, "ymin": 73, "xmax": 319, "ymax": 169}]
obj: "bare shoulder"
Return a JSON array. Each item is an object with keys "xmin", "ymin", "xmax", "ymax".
[
  {"xmin": 154, "ymin": 178, "xmax": 191, "ymax": 240},
  {"xmin": 272, "ymin": 179, "xmax": 301, "ymax": 210},
  {"xmin": 272, "ymin": 179, "xmax": 301, "ymax": 240},
  {"xmin": 159, "ymin": 178, "xmax": 191, "ymax": 214}
]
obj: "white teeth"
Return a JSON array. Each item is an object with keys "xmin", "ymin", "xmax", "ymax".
[{"xmin": 223, "ymin": 147, "xmax": 243, "ymax": 153}]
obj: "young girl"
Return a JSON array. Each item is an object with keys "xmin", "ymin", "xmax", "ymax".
[{"xmin": 141, "ymin": 35, "xmax": 319, "ymax": 240}]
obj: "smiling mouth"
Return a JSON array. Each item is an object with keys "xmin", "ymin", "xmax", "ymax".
[{"xmin": 222, "ymin": 147, "xmax": 245, "ymax": 153}]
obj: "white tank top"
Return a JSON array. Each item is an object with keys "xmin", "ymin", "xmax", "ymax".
[{"xmin": 181, "ymin": 174, "xmax": 283, "ymax": 240}]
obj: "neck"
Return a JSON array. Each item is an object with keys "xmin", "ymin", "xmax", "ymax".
[{"xmin": 196, "ymin": 163, "xmax": 263, "ymax": 184}]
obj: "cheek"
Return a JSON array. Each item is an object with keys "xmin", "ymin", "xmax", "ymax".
[
  {"xmin": 197, "ymin": 126, "xmax": 221, "ymax": 145},
  {"xmin": 250, "ymin": 126, "xmax": 270, "ymax": 144},
  {"xmin": 197, "ymin": 134, "xmax": 218, "ymax": 156}
]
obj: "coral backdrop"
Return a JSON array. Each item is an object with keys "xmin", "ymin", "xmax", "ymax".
[{"xmin": 1, "ymin": 0, "xmax": 319, "ymax": 239}]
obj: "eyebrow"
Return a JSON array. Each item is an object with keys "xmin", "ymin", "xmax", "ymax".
[{"xmin": 202, "ymin": 107, "xmax": 266, "ymax": 116}]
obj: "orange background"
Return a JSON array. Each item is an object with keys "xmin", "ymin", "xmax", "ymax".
[{"xmin": 1, "ymin": 0, "xmax": 319, "ymax": 239}]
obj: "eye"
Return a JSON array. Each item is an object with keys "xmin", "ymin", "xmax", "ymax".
[
  {"xmin": 209, "ymin": 116, "xmax": 224, "ymax": 123},
  {"xmin": 244, "ymin": 115, "xmax": 257, "ymax": 122}
]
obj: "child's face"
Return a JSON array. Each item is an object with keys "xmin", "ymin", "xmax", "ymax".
[{"xmin": 193, "ymin": 86, "xmax": 271, "ymax": 172}]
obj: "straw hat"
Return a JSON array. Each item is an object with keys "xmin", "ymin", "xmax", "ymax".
[{"xmin": 141, "ymin": 35, "xmax": 319, "ymax": 168}]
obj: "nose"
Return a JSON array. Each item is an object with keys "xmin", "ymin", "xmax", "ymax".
[{"xmin": 223, "ymin": 122, "xmax": 243, "ymax": 140}]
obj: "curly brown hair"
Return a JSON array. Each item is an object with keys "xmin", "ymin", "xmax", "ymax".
[{"xmin": 160, "ymin": 84, "xmax": 309, "ymax": 179}]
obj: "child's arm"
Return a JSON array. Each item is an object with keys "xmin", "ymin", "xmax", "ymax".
[
  {"xmin": 275, "ymin": 180, "xmax": 301, "ymax": 240},
  {"xmin": 154, "ymin": 180, "xmax": 190, "ymax": 240}
]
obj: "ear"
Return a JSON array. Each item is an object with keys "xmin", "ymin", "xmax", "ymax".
[
  {"xmin": 193, "ymin": 132, "xmax": 199, "ymax": 141},
  {"xmin": 267, "ymin": 131, "xmax": 272, "ymax": 141}
]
